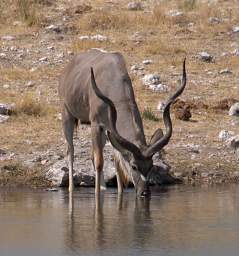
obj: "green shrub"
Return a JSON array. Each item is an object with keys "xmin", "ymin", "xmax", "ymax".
[{"xmin": 142, "ymin": 108, "xmax": 159, "ymax": 122}]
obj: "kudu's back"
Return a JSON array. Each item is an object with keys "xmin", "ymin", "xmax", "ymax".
[{"xmin": 58, "ymin": 49, "xmax": 145, "ymax": 143}]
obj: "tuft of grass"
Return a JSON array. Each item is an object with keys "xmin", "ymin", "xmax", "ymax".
[
  {"xmin": 179, "ymin": 0, "xmax": 197, "ymax": 12},
  {"xmin": 79, "ymin": 10, "xmax": 130, "ymax": 31},
  {"xmin": 13, "ymin": 94, "xmax": 49, "ymax": 117},
  {"xmin": 17, "ymin": 0, "xmax": 40, "ymax": 26},
  {"xmin": 142, "ymin": 108, "xmax": 159, "ymax": 122},
  {"xmin": 152, "ymin": 4, "xmax": 173, "ymax": 26}
]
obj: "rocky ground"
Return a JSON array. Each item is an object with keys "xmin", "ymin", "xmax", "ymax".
[{"xmin": 0, "ymin": 0, "xmax": 239, "ymax": 188}]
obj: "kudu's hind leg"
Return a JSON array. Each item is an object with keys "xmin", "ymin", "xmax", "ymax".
[
  {"xmin": 62, "ymin": 106, "xmax": 75, "ymax": 192},
  {"xmin": 91, "ymin": 126, "xmax": 106, "ymax": 197}
]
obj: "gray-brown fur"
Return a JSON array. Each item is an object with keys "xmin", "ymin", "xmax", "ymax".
[{"xmin": 59, "ymin": 49, "xmax": 187, "ymax": 197}]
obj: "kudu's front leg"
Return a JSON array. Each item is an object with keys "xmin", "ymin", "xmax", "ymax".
[
  {"xmin": 62, "ymin": 105, "xmax": 75, "ymax": 193},
  {"xmin": 91, "ymin": 126, "xmax": 106, "ymax": 197}
]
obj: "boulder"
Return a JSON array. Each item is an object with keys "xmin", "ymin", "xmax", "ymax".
[{"xmin": 46, "ymin": 138, "xmax": 116, "ymax": 187}]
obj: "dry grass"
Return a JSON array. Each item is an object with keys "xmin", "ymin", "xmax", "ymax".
[
  {"xmin": 78, "ymin": 8, "xmax": 176, "ymax": 33},
  {"xmin": 13, "ymin": 93, "xmax": 53, "ymax": 117},
  {"xmin": 79, "ymin": 10, "xmax": 131, "ymax": 31},
  {"xmin": 0, "ymin": 67, "xmax": 35, "ymax": 81},
  {"xmin": 71, "ymin": 39, "xmax": 113, "ymax": 53},
  {"xmin": 0, "ymin": 0, "xmax": 48, "ymax": 27},
  {"xmin": 142, "ymin": 39, "xmax": 187, "ymax": 57},
  {"xmin": 0, "ymin": 161, "xmax": 51, "ymax": 187},
  {"xmin": 17, "ymin": 0, "xmax": 39, "ymax": 26}
]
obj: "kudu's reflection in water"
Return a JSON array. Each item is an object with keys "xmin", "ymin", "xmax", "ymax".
[{"xmin": 65, "ymin": 191, "xmax": 155, "ymax": 254}]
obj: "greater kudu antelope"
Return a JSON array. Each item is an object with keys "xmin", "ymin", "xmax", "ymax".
[{"xmin": 59, "ymin": 49, "xmax": 186, "ymax": 197}]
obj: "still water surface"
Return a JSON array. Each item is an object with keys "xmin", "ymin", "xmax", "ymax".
[{"xmin": 0, "ymin": 185, "xmax": 239, "ymax": 256}]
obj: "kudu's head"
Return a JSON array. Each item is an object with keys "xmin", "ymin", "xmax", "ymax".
[{"xmin": 91, "ymin": 59, "xmax": 187, "ymax": 197}]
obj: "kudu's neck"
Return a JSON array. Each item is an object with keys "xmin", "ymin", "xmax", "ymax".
[{"xmin": 114, "ymin": 100, "xmax": 147, "ymax": 149}]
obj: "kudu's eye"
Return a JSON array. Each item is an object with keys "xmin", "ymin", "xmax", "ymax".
[{"xmin": 131, "ymin": 164, "xmax": 137, "ymax": 171}]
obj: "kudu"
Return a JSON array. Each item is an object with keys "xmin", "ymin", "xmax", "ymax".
[{"xmin": 59, "ymin": 49, "xmax": 186, "ymax": 197}]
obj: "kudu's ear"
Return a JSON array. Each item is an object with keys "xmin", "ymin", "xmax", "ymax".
[{"xmin": 149, "ymin": 128, "xmax": 164, "ymax": 146}]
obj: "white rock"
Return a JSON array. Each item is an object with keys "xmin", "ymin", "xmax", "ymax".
[
  {"xmin": 3, "ymin": 84, "xmax": 10, "ymax": 89},
  {"xmin": 26, "ymin": 81, "xmax": 35, "ymax": 87},
  {"xmin": 199, "ymin": 52, "xmax": 213, "ymax": 62},
  {"xmin": 39, "ymin": 57, "xmax": 48, "ymax": 62},
  {"xmin": 173, "ymin": 172, "xmax": 183, "ymax": 178},
  {"xmin": 0, "ymin": 53, "xmax": 7, "ymax": 58},
  {"xmin": 46, "ymin": 188, "xmax": 58, "ymax": 192},
  {"xmin": 131, "ymin": 64, "xmax": 144, "ymax": 71},
  {"xmin": 47, "ymin": 46, "xmax": 55, "ymax": 50},
  {"xmin": 148, "ymin": 83, "xmax": 168, "ymax": 92},
  {"xmin": 184, "ymin": 143, "xmax": 200, "ymax": 153},
  {"xmin": 229, "ymin": 103, "xmax": 239, "ymax": 116},
  {"xmin": 10, "ymin": 46, "xmax": 18, "ymax": 51},
  {"xmin": 142, "ymin": 73, "xmax": 161, "ymax": 86},
  {"xmin": 167, "ymin": 10, "xmax": 183, "ymax": 17},
  {"xmin": 219, "ymin": 68, "xmax": 232, "ymax": 75},
  {"xmin": 13, "ymin": 21, "xmax": 23, "ymax": 26},
  {"xmin": 209, "ymin": 17, "xmax": 221, "ymax": 24},
  {"xmin": 1, "ymin": 35, "xmax": 15, "ymax": 41},
  {"xmin": 79, "ymin": 35, "xmax": 90, "ymax": 40},
  {"xmin": 232, "ymin": 26, "xmax": 239, "ymax": 33},
  {"xmin": 67, "ymin": 51, "xmax": 74, "ymax": 55},
  {"xmin": 142, "ymin": 59, "xmax": 153, "ymax": 65},
  {"xmin": 57, "ymin": 52, "xmax": 64, "ymax": 58},
  {"xmin": 218, "ymin": 130, "xmax": 235, "ymax": 141},
  {"xmin": 221, "ymin": 52, "xmax": 229, "ymax": 57},
  {"xmin": 79, "ymin": 34, "xmax": 108, "ymax": 41},
  {"xmin": 127, "ymin": 2, "xmax": 143, "ymax": 11},
  {"xmin": 232, "ymin": 48, "xmax": 239, "ymax": 56},
  {"xmin": 30, "ymin": 67, "xmax": 37, "ymax": 72},
  {"xmin": 0, "ymin": 114, "xmax": 9, "ymax": 123},
  {"xmin": 90, "ymin": 34, "xmax": 108, "ymax": 41},
  {"xmin": 46, "ymin": 24, "xmax": 62, "ymax": 33},
  {"xmin": 157, "ymin": 102, "xmax": 166, "ymax": 112}
]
